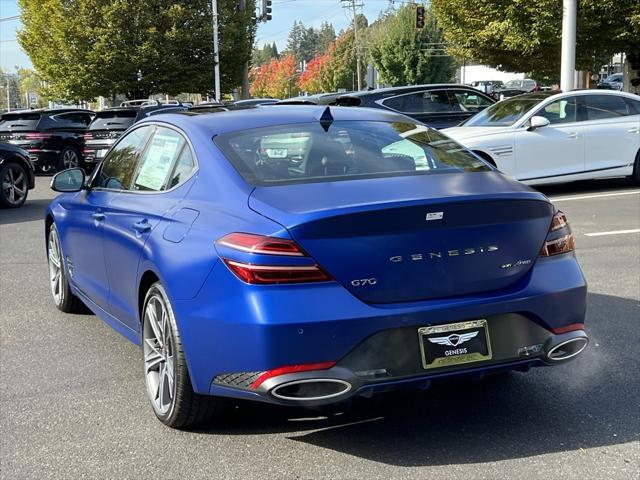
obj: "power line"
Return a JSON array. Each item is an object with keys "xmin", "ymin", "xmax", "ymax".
[{"xmin": 0, "ymin": 15, "xmax": 21, "ymax": 22}]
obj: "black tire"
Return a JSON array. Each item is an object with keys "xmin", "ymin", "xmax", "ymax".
[
  {"xmin": 0, "ymin": 161, "xmax": 29, "ymax": 208},
  {"xmin": 47, "ymin": 224, "xmax": 86, "ymax": 313},
  {"xmin": 632, "ymin": 149, "xmax": 640, "ymax": 185},
  {"xmin": 57, "ymin": 146, "xmax": 82, "ymax": 172},
  {"xmin": 142, "ymin": 282, "xmax": 224, "ymax": 428}
]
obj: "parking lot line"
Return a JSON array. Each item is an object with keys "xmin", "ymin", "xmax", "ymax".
[
  {"xmin": 549, "ymin": 190, "xmax": 640, "ymax": 202},
  {"xmin": 584, "ymin": 229, "xmax": 640, "ymax": 237}
]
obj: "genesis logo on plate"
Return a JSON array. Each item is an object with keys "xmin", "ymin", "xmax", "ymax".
[
  {"xmin": 425, "ymin": 211, "xmax": 444, "ymax": 221},
  {"xmin": 427, "ymin": 331, "xmax": 478, "ymax": 347}
]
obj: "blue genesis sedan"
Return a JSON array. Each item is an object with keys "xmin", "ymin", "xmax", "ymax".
[{"xmin": 46, "ymin": 106, "xmax": 588, "ymax": 428}]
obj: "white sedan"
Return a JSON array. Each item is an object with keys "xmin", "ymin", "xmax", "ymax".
[{"xmin": 443, "ymin": 90, "xmax": 640, "ymax": 185}]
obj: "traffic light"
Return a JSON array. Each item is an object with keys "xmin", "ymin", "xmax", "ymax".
[
  {"xmin": 262, "ymin": 0, "xmax": 272, "ymax": 21},
  {"xmin": 415, "ymin": 5, "xmax": 425, "ymax": 29}
]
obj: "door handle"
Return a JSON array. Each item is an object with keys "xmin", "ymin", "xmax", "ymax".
[
  {"xmin": 132, "ymin": 219, "xmax": 151, "ymax": 233},
  {"xmin": 91, "ymin": 212, "xmax": 105, "ymax": 221},
  {"xmin": 567, "ymin": 132, "xmax": 579, "ymax": 139},
  {"xmin": 628, "ymin": 127, "xmax": 640, "ymax": 134}
]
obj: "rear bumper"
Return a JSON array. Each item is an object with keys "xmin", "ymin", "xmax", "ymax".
[
  {"xmin": 171, "ymin": 253, "xmax": 587, "ymax": 399},
  {"xmin": 26, "ymin": 149, "xmax": 59, "ymax": 168}
]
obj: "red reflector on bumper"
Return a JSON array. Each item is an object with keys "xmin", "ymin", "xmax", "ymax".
[
  {"xmin": 551, "ymin": 323, "xmax": 585, "ymax": 334},
  {"xmin": 250, "ymin": 362, "xmax": 336, "ymax": 390}
]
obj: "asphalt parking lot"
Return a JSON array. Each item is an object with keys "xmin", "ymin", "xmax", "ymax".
[{"xmin": 1, "ymin": 177, "xmax": 639, "ymax": 480}]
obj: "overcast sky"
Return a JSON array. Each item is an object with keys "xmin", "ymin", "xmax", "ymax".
[{"xmin": 0, "ymin": 0, "xmax": 398, "ymax": 72}]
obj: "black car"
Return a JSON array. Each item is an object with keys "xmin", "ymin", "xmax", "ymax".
[
  {"xmin": 83, "ymin": 100, "xmax": 187, "ymax": 166},
  {"xmin": 0, "ymin": 109, "xmax": 94, "ymax": 173},
  {"xmin": 0, "ymin": 143, "xmax": 35, "ymax": 208},
  {"xmin": 335, "ymin": 84, "xmax": 495, "ymax": 129}
]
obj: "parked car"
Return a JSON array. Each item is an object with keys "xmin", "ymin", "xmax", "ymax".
[
  {"xmin": 470, "ymin": 80, "xmax": 504, "ymax": 95},
  {"xmin": 335, "ymin": 84, "xmax": 496, "ymax": 129},
  {"xmin": 231, "ymin": 98, "xmax": 280, "ymax": 107},
  {"xmin": 597, "ymin": 73, "xmax": 623, "ymax": 91},
  {"xmin": 187, "ymin": 102, "xmax": 229, "ymax": 113},
  {"xmin": 443, "ymin": 90, "xmax": 640, "ymax": 185},
  {"xmin": 83, "ymin": 100, "xmax": 187, "ymax": 166},
  {"xmin": 0, "ymin": 108, "xmax": 94, "ymax": 173},
  {"xmin": 0, "ymin": 143, "xmax": 35, "ymax": 208},
  {"xmin": 276, "ymin": 92, "xmax": 348, "ymax": 105},
  {"xmin": 46, "ymin": 105, "xmax": 588, "ymax": 428}
]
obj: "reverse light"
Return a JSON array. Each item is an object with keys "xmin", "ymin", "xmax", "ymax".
[
  {"xmin": 216, "ymin": 233, "xmax": 331, "ymax": 284},
  {"xmin": 250, "ymin": 362, "xmax": 336, "ymax": 390},
  {"xmin": 539, "ymin": 211, "xmax": 575, "ymax": 257}
]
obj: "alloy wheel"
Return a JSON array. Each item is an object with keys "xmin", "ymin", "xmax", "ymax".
[
  {"xmin": 2, "ymin": 164, "xmax": 28, "ymax": 206},
  {"xmin": 62, "ymin": 149, "xmax": 79, "ymax": 169},
  {"xmin": 47, "ymin": 228, "xmax": 64, "ymax": 306},
  {"xmin": 143, "ymin": 293, "xmax": 175, "ymax": 416}
]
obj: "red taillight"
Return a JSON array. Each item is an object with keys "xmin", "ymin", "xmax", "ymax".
[
  {"xmin": 217, "ymin": 232, "xmax": 304, "ymax": 256},
  {"xmin": 217, "ymin": 233, "xmax": 331, "ymax": 284},
  {"xmin": 25, "ymin": 132, "xmax": 52, "ymax": 140},
  {"xmin": 549, "ymin": 211, "xmax": 568, "ymax": 231},
  {"xmin": 223, "ymin": 259, "xmax": 330, "ymax": 284},
  {"xmin": 539, "ymin": 211, "xmax": 575, "ymax": 257},
  {"xmin": 250, "ymin": 362, "xmax": 336, "ymax": 390},
  {"xmin": 83, "ymin": 133, "xmax": 94, "ymax": 140}
]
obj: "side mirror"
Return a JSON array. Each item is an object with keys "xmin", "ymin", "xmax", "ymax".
[
  {"xmin": 51, "ymin": 168, "xmax": 86, "ymax": 192},
  {"xmin": 528, "ymin": 115, "xmax": 551, "ymax": 131}
]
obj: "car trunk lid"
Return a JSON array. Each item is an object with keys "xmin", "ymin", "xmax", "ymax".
[{"xmin": 249, "ymin": 172, "xmax": 553, "ymax": 303}]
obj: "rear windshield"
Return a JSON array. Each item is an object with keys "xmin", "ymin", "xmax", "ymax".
[
  {"xmin": 89, "ymin": 110, "xmax": 137, "ymax": 130},
  {"xmin": 214, "ymin": 120, "xmax": 489, "ymax": 186},
  {"xmin": 0, "ymin": 113, "xmax": 41, "ymax": 131}
]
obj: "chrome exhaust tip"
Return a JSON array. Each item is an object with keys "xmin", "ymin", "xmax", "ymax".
[
  {"xmin": 271, "ymin": 378, "xmax": 352, "ymax": 402},
  {"xmin": 546, "ymin": 336, "xmax": 588, "ymax": 362}
]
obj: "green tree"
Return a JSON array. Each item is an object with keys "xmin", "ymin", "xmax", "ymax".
[
  {"xmin": 431, "ymin": 0, "xmax": 640, "ymax": 78},
  {"xmin": 316, "ymin": 22, "xmax": 336, "ymax": 54},
  {"xmin": 16, "ymin": 68, "xmax": 47, "ymax": 108},
  {"xmin": 368, "ymin": 5, "xmax": 455, "ymax": 86},
  {"xmin": 18, "ymin": 0, "xmax": 256, "ymax": 101}
]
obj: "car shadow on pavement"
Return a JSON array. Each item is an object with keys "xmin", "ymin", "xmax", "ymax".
[
  {"xmin": 203, "ymin": 292, "xmax": 639, "ymax": 466},
  {"xmin": 535, "ymin": 177, "xmax": 636, "ymax": 197},
  {"xmin": 0, "ymin": 199, "xmax": 50, "ymax": 226}
]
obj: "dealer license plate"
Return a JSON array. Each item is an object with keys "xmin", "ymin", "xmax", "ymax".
[{"xmin": 419, "ymin": 319, "xmax": 492, "ymax": 369}]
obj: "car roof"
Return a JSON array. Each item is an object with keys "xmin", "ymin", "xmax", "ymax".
[
  {"xmin": 140, "ymin": 105, "xmax": 419, "ymax": 136},
  {"xmin": 2, "ymin": 107, "xmax": 93, "ymax": 116},
  {"xmin": 339, "ymin": 84, "xmax": 479, "ymax": 99}
]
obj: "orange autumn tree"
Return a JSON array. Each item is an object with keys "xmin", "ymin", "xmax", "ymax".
[
  {"xmin": 249, "ymin": 54, "xmax": 299, "ymax": 99},
  {"xmin": 298, "ymin": 50, "xmax": 331, "ymax": 94}
]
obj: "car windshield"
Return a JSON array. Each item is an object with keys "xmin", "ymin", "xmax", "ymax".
[
  {"xmin": 605, "ymin": 74, "xmax": 622, "ymax": 82},
  {"xmin": 462, "ymin": 97, "xmax": 542, "ymax": 127},
  {"xmin": 214, "ymin": 120, "xmax": 489, "ymax": 186}
]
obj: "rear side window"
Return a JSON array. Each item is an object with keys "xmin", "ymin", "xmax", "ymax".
[
  {"xmin": 97, "ymin": 126, "xmax": 153, "ymax": 190},
  {"xmin": 167, "ymin": 148, "xmax": 196, "ymax": 189},
  {"xmin": 0, "ymin": 113, "xmax": 41, "ymax": 131},
  {"xmin": 382, "ymin": 90, "xmax": 452, "ymax": 114},
  {"xmin": 624, "ymin": 98, "xmax": 640, "ymax": 115},
  {"xmin": 584, "ymin": 95, "xmax": 630, "ymax": 120},
  {"xmin": 214, "ymin": 120, "xmax": 489, "ymax": 186},
  {"xmin": 131, "ymin": 127, "xmax": 186, "ymax": 191}
]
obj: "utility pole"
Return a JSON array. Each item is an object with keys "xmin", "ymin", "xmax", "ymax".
[
  {"xmin": 6, "ymin": 78, "xmax": 10, "ymax": 112},
  {"xmin": 239, "ymin": 0, "xmax": 249, "ymax": 99},
  {"xmin": 342, "ymin": 0, "xmax": 363, "ymax": 91},
  {"xmin": 560, "ymin": 0, "xmax": 577, "ymax": 91},
  {"xmin": 211, "ymin": 0, "xmax": 221, "ymax": 101}
]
